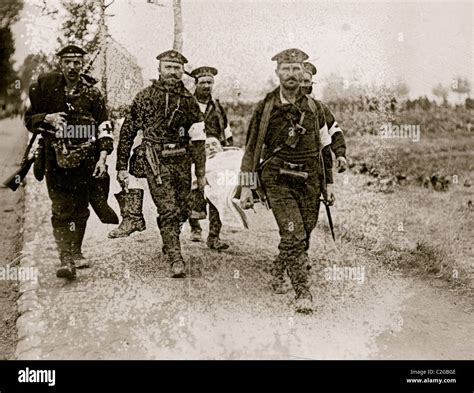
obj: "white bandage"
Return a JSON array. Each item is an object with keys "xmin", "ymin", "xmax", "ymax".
[
  {"xmin": 188, "ymin": 121, "xmax": 206, "ymax": 141},
  {"xmin": 98, "ymin": 120, "xmax": 113, "ymax": 139}
]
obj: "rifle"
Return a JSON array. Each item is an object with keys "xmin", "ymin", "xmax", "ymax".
[{"xmin": 2, "ymin": 134, "xmax": 38, "ymax": 191}]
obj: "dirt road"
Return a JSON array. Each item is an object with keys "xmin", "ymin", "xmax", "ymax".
[{"xmin": 11, "ymin": 117, "xmax": 474, "ymax": 359}]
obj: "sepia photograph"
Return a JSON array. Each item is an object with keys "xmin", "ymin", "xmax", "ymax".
[{"xmin": 0, "ymin": 0, "xmax": 473, "ymax": 390}]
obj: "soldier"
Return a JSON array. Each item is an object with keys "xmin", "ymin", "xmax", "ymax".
[
  {"xmin": 239, "ymin": 48, "xmax": 347, "ymax": 313},
  {"xmin": 24, "ymin": 44, "xmax": 114, "ymax": 280},
  {"xmin": 115, "ymin": 50, "xmax": 206, "ymax": 278},
  {"xmin": 188, "ymin": 66, "xmax": 232, "ymax": 246},
  {"xmin": 301, "ymin": 61, "xmax": 347, "ymax": 200}
]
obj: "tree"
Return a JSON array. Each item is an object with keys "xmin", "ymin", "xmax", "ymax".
[
  {"xmin": 451, "ymin": 76, "xmax": 471, "ymax": 102},
  {"xmin": 0, "ymin": 0, "xmax": 24, "ymax": 104},
  {"xmin": 393, "ymin": 80, "xmax": 409, "ymax": 100},
  {"xmin": 0, "ymin": 0, "xmax": 23, "ymax": 29},
  {"xmin": 172, "ymin": 0, "xmax": 183, "ymax": 52},
  {"xmin": 18, "ymin": 52, "xmax": 54, "ymax": 92},
  {"xmin": 58, "ymin": 0, "xmax": 103, "ymax": 53},
  {"xmin": 432, "ymin": 83, "xmax": 449, "ymax": 105}
]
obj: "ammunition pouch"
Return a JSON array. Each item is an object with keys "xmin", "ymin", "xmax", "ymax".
[
  {"xmin": 52, "ymin": 140, "xmax": 93, "ymax": 169},
  {"xmin": 160, "ymin": 143, "xmax": 187, "ymax": 158},
  {"xmin": 275, "ymin": 160, "xmax": 308, "ymax": 185}
]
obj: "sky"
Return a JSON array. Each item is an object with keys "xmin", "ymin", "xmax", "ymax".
[{"xmin": 11, "ymin": 0, "xmax": 474, "ymax": 101}]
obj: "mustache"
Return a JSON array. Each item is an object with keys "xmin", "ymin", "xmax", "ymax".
[{"xmin": 285, "ymin": 77, "xmax": 298, "ymax": 82}]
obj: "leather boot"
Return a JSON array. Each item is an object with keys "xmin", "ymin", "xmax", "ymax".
[
  {"xmin": 70, "ymin": 220, "xmax": 90, "ymax": 268},
  {"xmin": 158, "ymin": 217, "xmax": 186, "ymax": 278},
  {"xmin": 287, "ymin": 252, "xmax": 313, "ymax": 313},
  {"xmin": 189, "ymin": 218, "xmax": 202, "ymax": 242},
  {"xmin": 270, "ymin": 255, "xmax": 290, "ymax": 294},
  {"xmin": 53, "ymin": 226, "xmax": 76, "ymax": 280},
  {"xmin": 108, "ymin": 189, "xmax": 146, "ymax": 238}
]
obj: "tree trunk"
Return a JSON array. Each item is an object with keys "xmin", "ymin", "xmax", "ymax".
[{"xmin": 172, "ymin": 0, "xmax": 183, "ymax": 52}]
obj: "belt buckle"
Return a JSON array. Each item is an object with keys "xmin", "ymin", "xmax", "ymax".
[{"xmin": 284, "ymin": 161, "xmax": 302, "ymax": 170}]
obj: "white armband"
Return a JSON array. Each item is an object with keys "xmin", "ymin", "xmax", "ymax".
[
  {"xmin": 188, "ymin": 121, "xmax": 206, "ymax": 141},
  {"xmin": 328, "ymin": 121, "xmax": 343, "ymax": 137},
  {"xmin": 319, "ymin": 124, "xmax": 331, "ymax": 148},
  {"xmin": 224, "ymin": 124, "xmax": 232, "ymax": 140},
  {"xmin": 98, "ymin": 120, "xmax": 114, "ymax": 139}
]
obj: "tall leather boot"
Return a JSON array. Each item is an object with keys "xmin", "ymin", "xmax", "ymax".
[
  {"xmin": 53, "ymin": 226, "xmax": 76, "ymax": 280},
  {"xmin": 158, "ymin": 217, "xmax": 186, "ymax": 278},
  {"xmin": 286, "ymin": 252, "xmax": 313, "ymax": 313},
  {"xmin": 71, "ymin": 220, "xmax": 90, "ymax": 269},
  {"xmin": 270, "ymin": 255, "xmax": 290, "ymax": 294},
  {"xmin": 189, "ymin": 218, "xmax": 202, "ymax": 242},
  {"xmin": 108, "ymin": 189, "xmax": 146, "ymax": 238},
  {"xmin": 206, "ymin": 203, "xmax": 228, "ymax": 250}
]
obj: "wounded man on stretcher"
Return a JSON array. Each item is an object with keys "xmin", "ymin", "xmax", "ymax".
[{"xmin": 190, "ymin": 136, "xmax": 249, "ymax": 250}]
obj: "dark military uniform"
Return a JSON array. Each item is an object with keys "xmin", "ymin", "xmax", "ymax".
[
  {"xmin": 116, "ymin": 78, "xmax": 205, "ymax": 266},
  {"xmin": 199, "ymin": 97, "xmax": 232, "ymax": 146},
  {"xmin": 24, "ymin": 71, "xmax": 113, "ymax": 270},
  {"xmin": 241, "ymin": 78, "xmax": 345, "ymax": 303}
]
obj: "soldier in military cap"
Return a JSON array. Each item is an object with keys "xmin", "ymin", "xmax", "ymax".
[
  {"xmin": 239, "ymin": 48, "xmax": 348, "ymax": 313},
  {"xmin": 301, "ymin": 61, "xmax": 317, "ymax": 96},
  {"xmin": 115, "ymin": 49, "xmax": 206, "ymax": 278},
  {"xmin": 188, "ymin": 65, "xmax": 232, "ymax": 247},
  {"xmin": 24, "ymin": 44, "xmax": 114, "ymax": 280},
  {"xmin": 301, "ymin": 61, "xmax": 347, "ymax": 201}
]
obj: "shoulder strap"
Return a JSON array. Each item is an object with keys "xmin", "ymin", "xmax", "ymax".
[
  {"xmin": 252, "ymin": 95, "xmax": 275, "ymax": 172},
  {"xmin": 306, "ymin": 96, "xmax": 328, "ymax": 193},
  {"xmin": 212, "ymin": 99, "xmax": 226, "ymax": 137}
]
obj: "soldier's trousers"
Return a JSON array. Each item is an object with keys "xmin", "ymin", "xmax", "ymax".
[
  {"xmin": 46, "ymin": 172, "xmax": 90, "ymax": 260},
  {"xmin": 145, "ymin": 157, "xmax": 192, "ymax": 262},
  {"xmin": 261, "ymin": 157, "xmax": 321, "ymax": 292},
  {"xmin": 189, "ymin": 200, "xmax": 222, "ymax": 240}
]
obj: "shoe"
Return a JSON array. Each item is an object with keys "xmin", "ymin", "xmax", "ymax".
[
  {"xmin": 295, "ymin": 290, "xmax": 313, "ymax": 314},
  {"xmin": 207, "ymin": 237, "xmax": 229, "ymax": 250},
  {"xmin": 71, "ymin": 253, "xmax": 90, "ymax": 269},
  {"xmin": 170, "ymin": 259, "xmax": 186, "ymax": 278},
  {"xmin": 271, "ymin": 276, "xmax": 290, "ymax": 294},
  {"xmin": 56, "ymin": 256, "xmax": 76, "ymax": 280},
  {"xmin": 70, "ymin": 222, "xmax": 90, "ymax": 268},
  {"xmin": 270, "ymin": 257, "xmax": 289, "ymax": 294},
  {"xmin": 108, "ymin": 189, "xmax": 146, "ymax": 238}
]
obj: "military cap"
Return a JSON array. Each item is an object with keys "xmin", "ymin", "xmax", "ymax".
[
  {"xmin": 56, "ymin": 45, "xmax": 87, "ymax": 58},
  {"xmin": 271, "ymin": 48, "xmax": 309, "ymax": 64},
  {"xmin": 303, "ymin": 61, "xmax": 317, "ymax": 76},
  {"xmin": 190, "ymin": 66, "xmax": 218, "ymax": 80},
  {"xmin": 156, "ymin": 50, "xmax": 188, "ymax": 64}
]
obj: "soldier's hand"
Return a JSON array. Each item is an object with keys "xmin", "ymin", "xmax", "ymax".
[
  {"xmin": 44, "ymin": 112, "xmax": 67, "ymax": 131},
  {"xmin": 324, "ymin": 184, "xmax": 336, "ymax": 206},
  {"xmin": 117, "ymin": 170, "xmax": 129, "ymax": 193},
  {"xmin": 93, "ymin": 160, "xmax": 107, "ymax": 178},
  {"xmin": 336, "ymin": 156, "xmax": 347, "ymax": 173},
  {"xmin": 240, "ymin": 186, "xmax": 254, "ymax": 210},
  {"xmin": 196, "ymin": 176, "xmax": 207, "ymax": 191}
]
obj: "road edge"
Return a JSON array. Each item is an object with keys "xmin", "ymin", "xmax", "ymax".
[{"xmin": 14, "ymin": 173, "xmax": 45, "ymax": 360}]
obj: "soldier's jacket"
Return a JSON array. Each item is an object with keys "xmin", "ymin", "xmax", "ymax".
[
  {"xmin": 24, "ymin": 71, "xmax": 113, "ymax": 180},
  {"xmin": 196, "ymin": 95, "xmax": 232, "ymax": 145},
  {"xmin": 116, "ymin": 79, "xmax": 206, "ymax": 177},
  {"xmin": 241, "ymin": 87, "xmax": 346, "ymax": 184}
]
